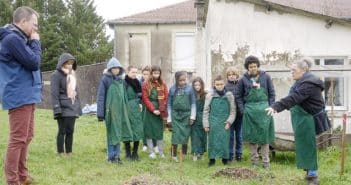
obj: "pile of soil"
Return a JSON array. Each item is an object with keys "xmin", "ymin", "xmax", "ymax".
[{"xmin": 214, "ymin": 167, "xmax": 258, "ymax": 179}]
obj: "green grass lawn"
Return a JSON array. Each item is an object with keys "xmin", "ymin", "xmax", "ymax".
[{"xmin": 0, "ymin": 109, "xmax": 350, "ymax": 185}]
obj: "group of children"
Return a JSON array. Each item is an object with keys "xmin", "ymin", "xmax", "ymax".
[
  {"xmin": 50, "ymin": 54, "xmax": 323, "ymax": 185},
  {"xmin": 94, "ymin": 57, "xmax": 247, "ymax": 167},
  {"xmin": 51, "ymin": 54, "xmax": 265, "ymax": 167}
]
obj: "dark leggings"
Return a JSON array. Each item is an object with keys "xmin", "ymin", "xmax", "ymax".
[{"xmin": 57, "ymin": 117, "xmax": 76, "ymax": 153}]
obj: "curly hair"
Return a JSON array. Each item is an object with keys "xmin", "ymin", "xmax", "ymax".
[{"xmin": 244, "ymin": 55, "xmax": 260, "ymax": 70}]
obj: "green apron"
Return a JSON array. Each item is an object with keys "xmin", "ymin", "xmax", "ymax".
[
  {"xmin": 208, "ymin": 96, "xmax": 230, "ymax": 159},
  {"xmin": 291, "ymin": 105, "xmax": 318, "ymax": 170},
  {"xmin": 242, "ymin": 88, "xmax": 275, "ymax": 144},
  {"xmin": 191, "ymin": 98, "xmax": 207, "ymax": 155},
  {"xmin": 105, "ymin": 81, "xmax": 133, "ymax": 145},
  {"xmin": 126, "ymin": 85, "xmax": 144, "ymax": 141},
  {"xmin": 171, "ymin": 92, "xmax": 191, "ymax": 144},
  {"xmin": 143, "ymin": 88, "xmax": 164, "ymax": 140}
]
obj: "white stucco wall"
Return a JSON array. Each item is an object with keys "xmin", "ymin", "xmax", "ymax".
[
  {"xmin": 204, "ymin": 0, "xmax": 351, "ymax": 133},
  {"xmin": 112, "ymin": 24, "xmax": 196, "ymax": 85},
  {"xmin": 205, "ymin": 0, "xmax": 351, "ymax": 57},
  {"xmin": 114, "ymin": 24, "xmax": 196, "ymax": 68}
]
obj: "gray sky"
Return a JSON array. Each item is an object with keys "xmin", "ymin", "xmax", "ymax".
[{"xmin": 94, "ymin": 0, "xmax": 188, "ymax": 38}]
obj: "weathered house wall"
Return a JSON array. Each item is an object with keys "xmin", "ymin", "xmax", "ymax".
[
  {"xmin": 113, "ymin": 24, "xmax": 196, "ymax": 85},
  {"xmin": 203, "ymin": 0, "xmax": 351, "ymax": 133}
]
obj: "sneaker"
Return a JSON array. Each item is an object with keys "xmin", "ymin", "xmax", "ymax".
[
  {"xmin": 192, "ymin": 155, "xmax": 198, "ymax": 161},
  {"xmin": 149, "ymin": 152, "xmax": 156, "ymax": 159},
  {"xmin": 172, "ymin": 156, "xmax": 179, "ymax": 162},
  {"xmin": 57, "ymin": 153, "xmax": 65, "ymax": 157},
  {"xmin": 306, "ymin": 176, "xmax": 319, "ymax": 185},
  {"xmin": 66, "ymin": 152, "xmax": 73, "ymax": 157},
  {"xmin": 160, "ymin": 153, "xmax": 165, "ymax": 158},
  {"xmin": 142, "ymin": 146, "xmax": 148, "ymax": 152},
  {"xmin": 154, "ymin": 147, "xmax": 159, "ymax": 154}
]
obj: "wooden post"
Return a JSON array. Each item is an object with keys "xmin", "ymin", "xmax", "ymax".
[
  {"xmin": 340, "ymin": 113, "xmax": 347, "ymax": 177},
  {"xmin": 330, "ymin": 79, "xmax": 334, "ymax": 135},
  {"xmin": 180, "ymin": 148, "xmax": 183, "ymax": 163}
]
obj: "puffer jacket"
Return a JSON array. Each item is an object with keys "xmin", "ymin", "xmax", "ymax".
[{"xmin": 0, "ymin": 24, "xmax": 42, "ymax": 109}]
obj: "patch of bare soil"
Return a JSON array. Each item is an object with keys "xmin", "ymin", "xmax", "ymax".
[
  {"xmin": 123, "ymin": 174, "xmax": 179, "ymax": 185},
  {"xmin": 214, "ymin": 167, "xmax": 258, "ymax": 179}
]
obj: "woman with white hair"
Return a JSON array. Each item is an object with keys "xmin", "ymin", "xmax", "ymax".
[{"xmin": 266, "ymin": 57, "xmax": 330, "ymax": 185}]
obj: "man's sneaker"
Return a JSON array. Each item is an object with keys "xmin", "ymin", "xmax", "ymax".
[
  {"xmin": 154, "ymin": 147, "xmax": 159, "ymax": 154},
  {"xmin": 172, "ymin": 156, "xmax": 179, "ymax": 162},
  {"xmin": 142, "ymin": 146, "xmax": 148, "ymax": 152},
  {"xmin": 149, "ymin": 152, "xmax": 156, "ymax": 159}
]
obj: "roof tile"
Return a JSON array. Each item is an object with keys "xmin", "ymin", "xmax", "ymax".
[{"xmin": 108, "ymin": 0, "xmax": 196, "ymax": 25}]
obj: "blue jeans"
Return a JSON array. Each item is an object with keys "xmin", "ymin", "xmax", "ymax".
[
  {"xmin": 107, "ymin": 142, "xmax": 120, "ymax": 161},
  {"xmin": 229, "ymin": 116, "xmax": 243, "ymax": 160}
]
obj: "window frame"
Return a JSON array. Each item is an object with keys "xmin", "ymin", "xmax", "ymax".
[
  {"xmin": 173, "ymin": 32, "xmax": 196, "ymax": 72},
  {"xmin": 313, "ymin": 57, "xmax": 348, "ymax": 111}
]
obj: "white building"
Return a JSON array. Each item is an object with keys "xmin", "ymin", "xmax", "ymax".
[
  {"xmin": 107, "ymin": 0, "xmax": 197, "ymax": 84},
  {"xmin": 195, "ymin": 0, "xmax": 351, "ymax": 133}
]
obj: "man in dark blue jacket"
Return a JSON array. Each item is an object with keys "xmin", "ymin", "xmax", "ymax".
[{"xmin": 0, "ymin": 6, "xmax": 41, "ymax": 185}]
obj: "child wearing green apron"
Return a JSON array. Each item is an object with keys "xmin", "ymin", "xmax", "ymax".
[
  {"xmin": 97, "ymin": 57, "xmax": 133, "ymax": 164},
  {"xmin": 124, "ymin": 66, "xmax": 144, "ymax": 161},
  {"xmin": 140, "ymin": 66, "xmax": 158, "ymax": 153},
  {"xmin": 142, "ymin": 65, "xmax": 168, "ymax": 159},
  {"xmin": 191, "ymin": 77, "xmax": 207, "ymax": 161},
  {"xmin": 235, "ymin": 56, "xmax": 275, "ymax": 169},
  {"xmin": 167, "ymin": 71, "xmax": 196, "ymax": 162},
  {"xmin": 203, "ymin": 75, "xmax": 236, "ymax": 166}
]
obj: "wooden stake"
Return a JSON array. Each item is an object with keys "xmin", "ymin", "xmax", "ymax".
[
  {"xmin": 180, "ymin": 147, "xmax": 183, "ymax": 163},
  {"xmin": 330, "ymin": 79, "xmax": 334, "ymax": 135},
  {"xmin": 340, "ymin": 113, "xmax": 347, "ymax": 177}
]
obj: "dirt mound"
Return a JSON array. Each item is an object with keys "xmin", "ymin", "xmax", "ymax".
[
  {"xmin": 123, "ymin": 174, "xmax": 178, "ymax": 185},
  {"xmin": 214, "ymin": 167, "xmax": 258, "ymax": 179}
]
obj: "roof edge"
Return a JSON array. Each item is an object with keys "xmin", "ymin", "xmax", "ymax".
[{"xmin": 198, "ymin": 0, "xmax": 351, "ymax": 27}]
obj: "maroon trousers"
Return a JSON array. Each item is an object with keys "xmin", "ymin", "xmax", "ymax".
[{"xmin": 5, "ymin": 104, "xmax": 35, "ymax": 184}]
